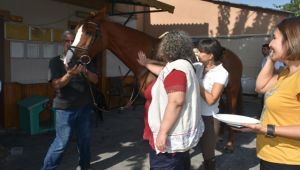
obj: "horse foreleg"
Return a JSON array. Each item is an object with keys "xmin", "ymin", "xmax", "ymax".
[{"xmin": 223, "ymin": 83, "xmax": 242, "ymax": 153}]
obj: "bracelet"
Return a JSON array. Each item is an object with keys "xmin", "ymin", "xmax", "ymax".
[{"xmin": 266, "ymin": 124, "xmax": 275, "ymax": 138}]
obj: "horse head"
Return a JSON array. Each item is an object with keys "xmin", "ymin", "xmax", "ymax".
[
  {"xmin": 63, "ymin": 8, "xmax": 159, "ymax": 94},
  {"xmin": 64, "ymin": 8, "xmax": 107, "ymax": 68}
]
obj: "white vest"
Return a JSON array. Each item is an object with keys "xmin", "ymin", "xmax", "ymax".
[{"xmin": 148, "ymin": 59, "xmax": 204, "ymax": 153}]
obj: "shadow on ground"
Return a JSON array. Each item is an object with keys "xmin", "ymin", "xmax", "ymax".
[{"xmin": 0, "ymin": 96, "xmax": 262, "ymax": 170}]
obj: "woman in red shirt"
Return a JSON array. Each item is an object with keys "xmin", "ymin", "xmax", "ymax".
[{"xmin": 138, "ymin": 30, "xmax": 204, "ymax": 169}]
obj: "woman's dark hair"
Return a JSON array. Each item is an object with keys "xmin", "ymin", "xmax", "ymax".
[
  {"xmin": 262, "ymin": 43, "xmax": 269, "ymax": 48},
  {"xmin": 197, "ymin": 38, "xmax": 224, "ymax": 62}
]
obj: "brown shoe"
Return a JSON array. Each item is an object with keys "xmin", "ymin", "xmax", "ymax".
[{"xmin": 223, "ymin": 144, "xmax": 234, "ymax": 153}]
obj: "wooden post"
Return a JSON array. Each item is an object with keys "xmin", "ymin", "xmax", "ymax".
[{"xmin": 0, "ymin": 18, "xmax": 5, "ymax": 127}]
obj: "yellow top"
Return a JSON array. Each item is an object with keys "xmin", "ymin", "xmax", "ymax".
[{"xmin": 257, "ymin": 68, "xmax": 300, "ymax": 164}]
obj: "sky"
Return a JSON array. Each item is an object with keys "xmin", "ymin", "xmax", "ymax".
[{"xmin": 225, "ymin": 0, "xmax": 291, "ymax": 9}]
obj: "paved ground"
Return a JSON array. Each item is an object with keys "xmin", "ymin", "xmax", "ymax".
[{"xmin": 0, "ymin": 95, "xmax": 262, "ymax": 170}]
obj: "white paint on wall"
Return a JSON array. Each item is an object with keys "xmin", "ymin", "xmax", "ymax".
[
  {"xmin": 11, "ymin": 58, "xmax": 50, "ymax": 84},
  {"xmin": 218, "ymin": 36, "xmax": 270, "ymax": 94},
  {"xmin": 218, "ymin": 36, "xmax": 270, "ymax": 78},
  {"xmin": 2, "ymin": 0, "xmax": 138, "ymax": 81},
  {"xmin": 9, "ymin": 40, "xmax": 62, "ymax": 83}
]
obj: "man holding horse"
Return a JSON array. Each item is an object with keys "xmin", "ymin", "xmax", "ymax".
[{"xmin": 41, "ymin": 30, "xmax": 98, "ymax": 170}]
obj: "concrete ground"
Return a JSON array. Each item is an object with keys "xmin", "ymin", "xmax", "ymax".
[{"xmin": 0, "ymin": 95, "xmax": 262, "ymax": 170}]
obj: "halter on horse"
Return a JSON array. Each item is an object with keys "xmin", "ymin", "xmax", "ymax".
[{"xmin": 64, "ymin": 21, "xmax": 100, "ymax": 67}]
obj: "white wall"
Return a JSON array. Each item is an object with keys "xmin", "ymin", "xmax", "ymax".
[
  {"xmin": 1, "ymin": 0, "xmax": 92, "ymax": 83},
  {"xmin": 9, "ymin": 40, "xmax": 62, "ymax": 83},
  {"xmin": 1, "ymin": 0, "xmax": 136, "ymax": 84},
  {"xmin": 0, "ymin": 0, "xmax": 91, "ymax": 29},
  {"xmin": 218, "ymin": 36, "xmax": 270, "ymax": 78},
  {"xmin": 218, "ymin": 36, "xmax": 270, "ymax": 94},
  {"xmin": 193, "ymin": 35, "xmax": 270, "ymax": 94}
]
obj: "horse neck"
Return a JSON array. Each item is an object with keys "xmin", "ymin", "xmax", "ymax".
[{"xmin": 101, "ymin": 20, "xmax": 159, "ymax": 76}]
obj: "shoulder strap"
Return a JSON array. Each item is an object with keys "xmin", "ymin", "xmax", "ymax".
[{"xmin": 182, "ymin": 59, "xmax": 196, "ymax": 73}]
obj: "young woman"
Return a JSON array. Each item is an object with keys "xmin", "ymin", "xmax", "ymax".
[
  {"xmin": 239, "ymin": 16, "xmax": 300, "ymax": 170},
  {"xmin": 195, "ymin": 39, "xmax": 228, "ymax": 170}
]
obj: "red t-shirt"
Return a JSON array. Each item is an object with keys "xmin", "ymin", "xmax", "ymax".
[{"xmin": 143, "ymin": 70, "xmax": 187, "ymax": 149}]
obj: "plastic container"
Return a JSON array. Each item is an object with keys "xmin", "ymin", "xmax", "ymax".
[{"xmin": 18, "ymin": 96, "xmax": 55, "ymax": 135}]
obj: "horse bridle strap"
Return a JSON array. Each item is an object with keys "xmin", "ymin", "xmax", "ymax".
[
  {"xmin": 86, "ymin": 21, "xmax": 101, "ymax": 48},
  {"xmin": 69, "ymin": 46, "xmax": 88, "ymax": 51},
  {"xmin": 68, "ymin": 46, "xmax": 91, "ymax": 65},
  {"xmin": 67, "ymin": 21, "xmax": 100, "ymax": 66}
]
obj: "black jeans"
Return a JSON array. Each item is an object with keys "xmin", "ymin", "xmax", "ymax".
[
  {"xmin": 199, "ymin": 116, "xmax": 217, "ymax": 160},
  {"xmin": 260, "ymin": 159, "xmax": 300, "ymax": 170}
]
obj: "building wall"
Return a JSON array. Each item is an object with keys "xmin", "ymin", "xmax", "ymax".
[
  {"xmin": 0, "ymin": 0, "xmax": 90, "ymax": 29},
  {"xmin": 0, "ymin": 0, "xmax": 291, "ymax": 91},
  {"xmin": 138, "ymin": 0, "xmax": 289, "ymax": 94},
  {"xmin": 0, "ymin": 0, "xmax": 136, "ymax": 127},
  {"xmin": 142, "ymin": 0, "xmax": 287, "ymax": 37},
  {"xmin": 1, "ymin": 0, "xmax": 135, "ymax": 84},
  {"xmin": 0, "ymin": 0, "xmax": 91, "ymax": 83}
]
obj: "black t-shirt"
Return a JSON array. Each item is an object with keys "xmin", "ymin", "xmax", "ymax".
[{"xmin": 49, "ymin": 56, "xmax": 97, "ymax": 109}]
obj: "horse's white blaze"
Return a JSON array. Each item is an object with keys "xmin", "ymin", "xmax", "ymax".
[
  {"xmin": 72, "ymin": 25, "xmax": 83, "ymax": 46},
  {"xmin": 64, "ymin": 25, "xmax": 83, "ymax": 65}
]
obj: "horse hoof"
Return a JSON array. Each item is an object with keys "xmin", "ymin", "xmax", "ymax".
[{"xmin": 223, "ymin": 145, "xmax": 234, "ymax": 153}]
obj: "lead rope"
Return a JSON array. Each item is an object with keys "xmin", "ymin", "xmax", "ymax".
[
  {"xmin": 122, "ymin": 71, "xmax": 148, "ymax": 109},
  {"xmin": 83, "ymin": 71, "xmax": 148, "ymax": 113}
]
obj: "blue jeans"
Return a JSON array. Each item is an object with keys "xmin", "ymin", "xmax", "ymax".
[
  {"xmin": 41, "ymin": 106, "xmax": 91, "ymax": 170},
  {"xmin": 149, "ymin": 148, "xmax": 190, "ymax": 170}
]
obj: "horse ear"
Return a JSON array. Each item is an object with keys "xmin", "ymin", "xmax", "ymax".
[
  {"xmin": 89, "ymin": 11, "xmax": 97, "ymax": 17},
  {"xmin": 98, "ymin": 7, "xmax": 107, "ymax": 16},
  {"xmin": 90, "ymin": 7, "xmax": 107, "ymax": 21},
  {"xmin": 75, "ymin": 24, "xmax": 81, "ymax": 32},
  {"xmin": 158, "ymin": 32, "xmax": 169, "ymax": 39}
]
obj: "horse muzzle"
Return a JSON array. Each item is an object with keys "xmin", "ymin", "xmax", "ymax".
[{"xmin": 64, "ymin": 47, "xmax": 91, "ymax": 68}]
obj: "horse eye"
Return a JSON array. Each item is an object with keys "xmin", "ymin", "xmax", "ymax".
[{"xmin": 86, "ymin": 31, "xmax": 92, "ymax": 36}]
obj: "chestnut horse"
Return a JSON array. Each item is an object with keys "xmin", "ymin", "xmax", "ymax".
[{"xmin": 65, "ymin": 11, "xmax": 243, "ymax": 152}]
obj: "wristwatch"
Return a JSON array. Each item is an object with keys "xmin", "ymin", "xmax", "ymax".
[{"xmin": 266, "ymin": 124, "xmax": 276, "ymax": 138}]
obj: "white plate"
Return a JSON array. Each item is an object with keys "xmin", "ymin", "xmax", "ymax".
[{"xmin": 213, "ymin": 114, "xmax": 260, "ymax": 126}]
